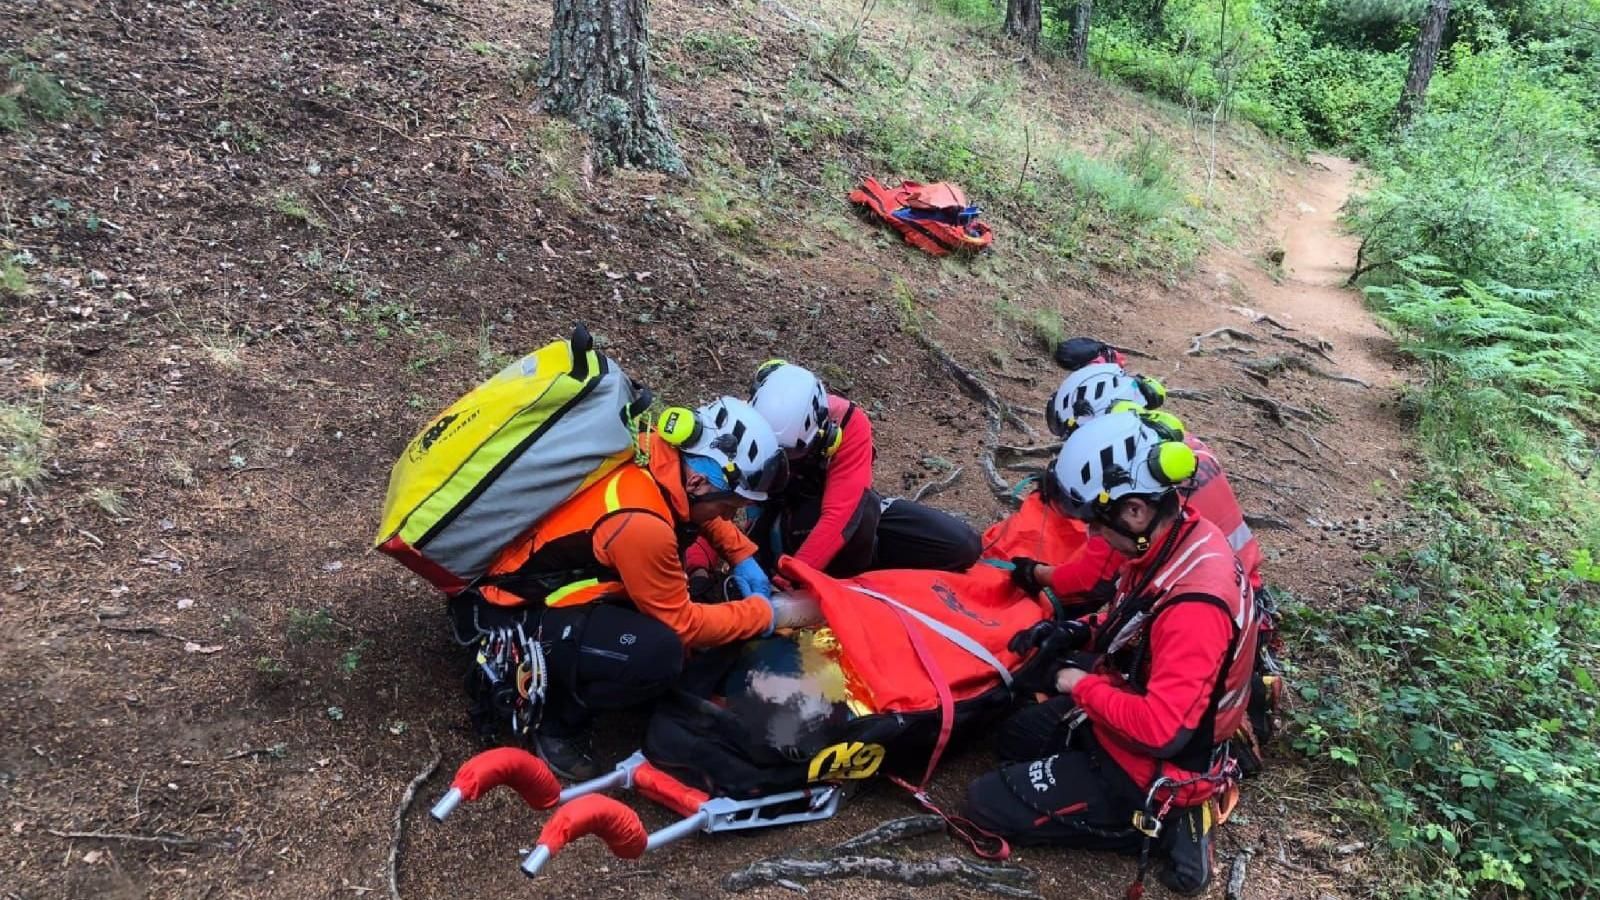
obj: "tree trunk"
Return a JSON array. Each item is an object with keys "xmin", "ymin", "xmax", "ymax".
[
  {"xmin": 1071, "ymin": 1, "xmax": 1094, "ymax": 68},
  {"xmin": 541, "ymin": 0, "xmax": 683, "ymax": 173},
  {"xmin": 1003, "ymin": 0, "xmax": 1042, "ymax": 48},
  {"xmin": 1395, "ymin": 0, "xmax": 1451, "ymax": 127}
]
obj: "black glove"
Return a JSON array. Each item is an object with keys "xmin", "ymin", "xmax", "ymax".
[
  {"xmin": 1008, "ymin": 619, "xmax": 1090, "ymax": 657},
  {"xmin": 1009, "ymin": 557, "xmax": 1044, "ymax": 594}
]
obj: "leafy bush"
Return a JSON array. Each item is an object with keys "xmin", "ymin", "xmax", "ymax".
[{"xmin": 1288, "ymin": 497, "xmax": 1600, "ymax": 897}]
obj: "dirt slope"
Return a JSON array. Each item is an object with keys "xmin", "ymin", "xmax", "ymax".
[{"xmin": 2, "ymin": 1, "xmax": 1409, "ymax": 898}]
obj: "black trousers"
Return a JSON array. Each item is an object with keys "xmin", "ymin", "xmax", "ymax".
[
  {"xmin": 537, "ymin": 603, "xmax": 684, "ymax": 737},
  {"xmin": 964, "ymin": 721, "xmax": 1146, "ymax": 850},
  {"xmin": 996, "ymin": 694, "xmax": 1083, "ymax": 762},
  {"xmin": 754, "ymin": 489, "xmax": 982, "ymax": 577}
]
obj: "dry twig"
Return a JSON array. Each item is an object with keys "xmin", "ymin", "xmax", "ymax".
[
  {"xmin": 389, "ymin": 735, "xmax": 441, "ymax": 900},
  {"xmin": 48, "ymin": 828, "xmax": 214, "ymax": 849}
]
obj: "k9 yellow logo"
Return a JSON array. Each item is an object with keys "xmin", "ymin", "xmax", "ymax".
[{"xmin": 806, "ymin": 741, "xmax": 886, "ymax": 782}]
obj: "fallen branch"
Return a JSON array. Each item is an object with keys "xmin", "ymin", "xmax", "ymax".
[
  {"xmin": 1244, "ymin": 513, "xmax": 1294, "ymax": 531},
  {"xmin": 831, "ymin": 815, "xmax": 945, "ymax": 853},
  {"xmin": 1226, "ymin": 847, "xmax": 1254, "ymax": 900},
  {"xmin": 389, "ymin": 735, "xmax": 441, "ymax": 900},
  {"xmin": 1167, "ymin": 388, "xmax": 1216, "ymax": 404},
  {"xmin": 1110, "ymin": 344, "xmax": 1159, "ymax": 361},
  {"xmin": 99, "ymin": 623, "xmax": 191, "ymax": 643},
  {"xmin": 723, "ymin": 855, "xmax": 1038, "ymax": 898},
  {"xmin": 911, "ymin": 466, "xmax": 964, "ymax": 502},
  {"xmin": 48, "ymin": 829, "xmax": 213, "ymax": 849},
  {"xmin": 1188, "ymin": 327, "xmax": 1257, "ymax": 356},
  {"xmin": 1253, "ymin": 314, "xmax": 1295, "ymax": 331},
  {"xmin": 995, "ymin": 443, "xmax": 1058, "ymax": 461}
]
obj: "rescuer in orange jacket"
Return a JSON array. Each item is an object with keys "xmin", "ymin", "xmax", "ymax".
[
  {"xmin": 965, "ymin": 412, "xmax": 1259, "ymax": 896},
  {"xmin": 475, "ymin": 397, "xmax": 819, "ymax": 779}
]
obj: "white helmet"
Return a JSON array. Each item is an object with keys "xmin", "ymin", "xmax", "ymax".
[
  {"xmin": 1045, "ymin": 363, "xmax": 1168, "ymax": 437},
  {"xmin": 658, "ymin": 396, "xmax": 789, "ymax": 501},
  {"xmin": 749, "ymin": 361, "xmax": 836, "ymax": 459},
  {"xmin": 1048, "ymin": 411, "xmax": 1196, "ymax": 531}
]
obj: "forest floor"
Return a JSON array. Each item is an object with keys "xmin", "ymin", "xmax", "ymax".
[{"xmin": 2, "ymin": 0, "xmax": 1414, "ymax": 897}]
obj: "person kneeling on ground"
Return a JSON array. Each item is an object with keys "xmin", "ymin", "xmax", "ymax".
[
  {"xmin": 740, "ymin": 360, "xmax": 981, "ymax": 576},
  {"xmin": 472, "ymin": 397, "xmax": 819, "ymax": 779},
  {"xmin": 1007, "ymin": 356, "xmax": 1264, "ymax": 614},
  {"xmin": 964, "ymin": 411, "xmax": 1260, "ymax": 896}
]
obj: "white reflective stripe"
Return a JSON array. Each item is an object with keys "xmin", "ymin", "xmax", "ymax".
[
  {"xmin": 1152, "ymin": 539, "xmax": 1209, "ymax": 593},
  {"xmin": 1160, "ymin": 552, "xmax": 1221, "ymax": 595},
  {"xmin": 1220, "ymin": 684, "xmax": 1250, "ymax": 709},
  {"xmin": 848, "ymin": 586, "xmax": 1013, "ymax": 689},
  {"xmin": 1226, "ymin": 521, "xmax": 1254, "ymax": 553}
]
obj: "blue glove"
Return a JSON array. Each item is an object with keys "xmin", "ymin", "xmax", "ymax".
[{"xmin": 732, "ymin": 557, "xmax": 773, "ymax": 601}]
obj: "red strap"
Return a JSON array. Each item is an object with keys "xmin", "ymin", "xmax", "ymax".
[
  {"xmin": 887, "ymin": 603, "xmax": 953, "ymax": 789},
  {"xmin": 884, "ymin": 605, "xmax": 1011, "ymax": 862}
]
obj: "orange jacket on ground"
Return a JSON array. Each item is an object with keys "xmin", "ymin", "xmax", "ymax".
[{"xmin": 481, "ymin": 434, "xmax": 772, "ymax": 649}]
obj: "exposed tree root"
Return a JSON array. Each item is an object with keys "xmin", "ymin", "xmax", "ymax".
[
  {"xmin": 921, "ymin": 338, "xmax": 1025, "ymax": 507},
  {"xmin": 1268, "ymin": 331, "xmax": 1336, "ymax": 361},
  {"xmin": 1237, "ymin": 354, "xmax": 1370, "ymax": 388},
  {"xmin": 1228, "ymin": 389, "xmax": 1331, "ymax": 425},
  {"xmin": 723, "ymin": 855, "xmax": 1039, "ymax": 897},
  {"xmin": 831, "ymin": 815, "xmax": 946, "ymax": 853},
  {"xmin": 911, "ymin": 467, "xmax": 964, "ymax": 502},
  {"xmin": 1188, "ymin": 327, "xmax": 1258, "ymax": 356},
  {"xmin": 388, "ymin": 735, "xmax": 441, "ymax": 900},
  {"xmin": 1168, "ymin": 388, "xmax": 1216, "ymax": 403}
]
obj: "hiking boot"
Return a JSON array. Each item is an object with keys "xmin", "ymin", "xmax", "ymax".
[
  {"xmin": 1158, "ymin": 801, "xmax": 1216, "ymax": 896},
  {"xmin": 533, "ymin": 730, "xmax": 601, "ymax": 781}
]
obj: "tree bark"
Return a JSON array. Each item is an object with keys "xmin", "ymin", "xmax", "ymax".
[
  {"xmin": 1071, "ymin": 1, "xmax": 1094, "ymax": 68},
  {"xmin": 1395, "ymin": 0, "xmax": 1451, "ymax": 127},
  {"xmin": 1004, "ymin": 0, "xmax": 1042, "ymax": 48},
  {"xmin": 541, "ymin": 0, "xmax": 683, "ymax": 173}
]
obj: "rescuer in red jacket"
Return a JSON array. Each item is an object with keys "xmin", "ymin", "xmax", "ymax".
[
  {"xmin": 1006, "ymin": 360, "xmax": 1264, "ymax": 614},
  {"xmin": 743, "ymin": 361, "xmax": 981, "ymax": 576},
  {"xmin": 964, "ymin": 412, "xmax": 1259, "ymax": 896}
]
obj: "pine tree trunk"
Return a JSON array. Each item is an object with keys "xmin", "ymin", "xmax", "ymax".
[
  {"xmin": 1071, "ymin": 1, "xmax": 1094, "ymax": 68},
  {"xmin": 1395, "ymin": 0, "xmax": 1451, "ymax": 127},
  {"xmin": 541, "ymin": 0, "xmax": 683, "ymax": 173},
  {"xmin": 1003, "ymin": 0, "xmax": 1042, "ymax": 49}
]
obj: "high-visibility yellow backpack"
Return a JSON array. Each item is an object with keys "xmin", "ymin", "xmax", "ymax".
[{"xmin": 375, "ymin": 325, "xmax": 651, "ymax": 595}]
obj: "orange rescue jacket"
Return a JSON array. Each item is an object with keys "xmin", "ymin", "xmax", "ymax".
[{"xmin": 480, "ymin": 435, "xmax": 772, "ymax": 649}]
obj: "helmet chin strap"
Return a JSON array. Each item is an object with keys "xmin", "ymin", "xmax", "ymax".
[{"xmin": 1097, "ymin": 499, "xmax": 1176, "ymax": 557}]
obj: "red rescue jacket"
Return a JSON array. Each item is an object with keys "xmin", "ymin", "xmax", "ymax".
[
  {"xmin": 1071, "ymin": 513, "xmax": 1259, "ymax": 805},
  {"xmin": 787, "ymin": 395, "xmax": 875, "ymax": 572}
]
